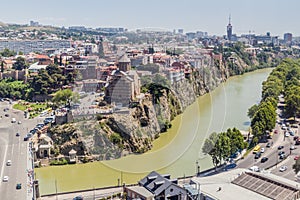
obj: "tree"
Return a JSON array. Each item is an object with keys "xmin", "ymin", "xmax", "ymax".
[
  {"xmin": 202, "ymin": 132, "xmax": 220, "ymax": 169},
  {"xmin": 248, "ymin": 104, "xmax": 258, "ymax": 119},
  {"xmin": 13, "ymin": 56, "xmax": 27, "ymax": 70},
  {"xmin": 52, "ymin": 89, "xmax": 73, "ymax": 107},
  {"xmin": 293, "ymin": 159, "xmax": 300, "ymax": 174},
  {"xmin": 0, "ymin": 48, "xmax": 16, "ymax": 57}
]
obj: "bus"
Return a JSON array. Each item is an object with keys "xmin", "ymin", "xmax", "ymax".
[{"xmin": 253, "ymin": 145, "xmax": 261, "ymax": 154}]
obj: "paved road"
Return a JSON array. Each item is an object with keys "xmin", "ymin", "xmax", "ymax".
[
  {"xmin": 237, "ymin": 94, "xmax": 300, "ymax": 179},
  {"xmin": 0, "ymin": 101, "xmax": 40, "ymax": 200},
  {"xmin": 41, "ymin": 187, "xmax": 123, "ymax": 200}
]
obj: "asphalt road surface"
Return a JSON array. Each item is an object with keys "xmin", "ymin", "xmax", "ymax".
[{"xmin": 0, "ymin": 101, "xmax": 40, "ymax": 200}]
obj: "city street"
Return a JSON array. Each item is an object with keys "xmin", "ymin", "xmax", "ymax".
[
  {"xmin": 237, "ymin": 94, "xmax": 300, "ymax": 182},
  {"xmin": 0, "ymin": 100, "xmax": 40, "ymax": 200}
]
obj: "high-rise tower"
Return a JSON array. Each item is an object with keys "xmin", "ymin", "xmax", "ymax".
[{"xmin": 227, "ymin": 15, "xmax": 233, "ymax": 41}]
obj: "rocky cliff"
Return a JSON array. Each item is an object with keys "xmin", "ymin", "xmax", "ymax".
[{"xmin": 51, "ymin": 48, "xmax": 279, "ymax": 160}]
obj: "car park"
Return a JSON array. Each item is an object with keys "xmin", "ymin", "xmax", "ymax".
[
  {"xmin": 261, "ymin": 157, "xmax": 268, "ymax": 163},
  {"xmin": 279, "ymin": 166, "xmax": 287, "ymax": 172},
  {"xmin": 3, "ymin": 176, "xmax": 9, "ymax": 182}
]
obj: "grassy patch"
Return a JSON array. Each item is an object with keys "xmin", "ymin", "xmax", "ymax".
[{"xmin": 13, "ymin": 101, "xmax": 50, "ymax": 118}]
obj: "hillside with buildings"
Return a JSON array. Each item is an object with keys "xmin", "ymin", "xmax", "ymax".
[{"xmin": 1, "ymin": 23, "xmax": 300, "ymax": 163}]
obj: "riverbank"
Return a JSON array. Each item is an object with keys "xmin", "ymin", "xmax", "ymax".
[{"xmin": 36, "ymin": 68, "xmax": 273, "ymax": 195}]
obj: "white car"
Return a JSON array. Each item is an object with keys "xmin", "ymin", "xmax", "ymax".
[
  {"xmin": 285, "ymin": 132, "xmax": 289, "ymax": 137},
  {"xmin": 6, "ymin": 160, "xmax": 11, "ymax": 166},
  {"xmin": 279, "ymin": 166, "xmax": 287, "ymax": 172},
  {"xmin": 249, "ymin": 166, "xmax": 260, "ymax": 172},
  {"xmin": 2, "ymin": 176, "xmax": 9, "ymax": 182},
  {"xmin": 260, "ymin": 148, "xmax": 265, "ymax": 153}
]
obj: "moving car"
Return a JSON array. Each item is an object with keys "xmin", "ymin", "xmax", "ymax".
[
  {"xmin": 294, "ymin": 156, "xmax": 300, "ymax": 160},
  {"xmin": 278, "ymin": 145, "xmax": 284, "ymax": 150},
  {"xmin": 279, "ymin": 166, "xmax": 287, "ymax": 172},
  {"xmin": 266, "ymin": 143, "xmax": 271, "ymax": 148},
  {"xmin": 255, "ymin": 152, "xmax": 262, "ymax": 159},
  {"xmin": 73, "ymin": 196, "xmax": 83, "ymax": 200},
  {"xmin": 260, "ymin": 148, "xmax": 265, "ymax": 153},
  {"xmin": 16, "ymin": 132, "xmax": 20, "ymax": 137},
  {"xmin": 16, "ymin": 183, "xmax": 21, "ymax": 189},
  {"xmin": 6, "ymin": 160, "xmax": 11, "ymax": 166},
  {"xmin": 3, "ymin": 176, "xmax": 9, "ymax": 182},
  {"xmin": 11, "ymin": 118, "xmax": 16, "ymax": 123},
  {"xmin": 249, "ymin": 166, "xmax": 260, "ymax": 172},
  {"xmin": 261, "ymin": 157, "xmax": 268, "ymax": 163}
]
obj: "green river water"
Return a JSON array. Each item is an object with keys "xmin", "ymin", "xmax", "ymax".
[{"xmin": 36, "ymin": 68, "xmax": 273, "ymax": 195}]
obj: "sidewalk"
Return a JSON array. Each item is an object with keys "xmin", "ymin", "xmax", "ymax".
[{"xmin": 27, "ymin": 142, "xmax": 34, "ymax": 200}]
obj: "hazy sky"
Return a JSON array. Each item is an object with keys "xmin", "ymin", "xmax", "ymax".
[{"xmin": 1, "ymin": 0, "xmax": 299, "ymax": 37}]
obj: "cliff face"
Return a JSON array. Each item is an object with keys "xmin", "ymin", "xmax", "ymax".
[
  {"xmin": 53, "ymin": 51, "xmax": 277, "ymax": 160},
  {"xmin": 92, "ymin": 59, "xmax": 232, "ymax": 158}
]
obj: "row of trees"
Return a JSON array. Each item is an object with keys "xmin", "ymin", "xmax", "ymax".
[
  {"xmin": 248, "ymin": 58, "xmax": 300, "ymax": 143},
  {"xmin": 202, "ymin": 128, "xmax": 248, "ymax": 169}
]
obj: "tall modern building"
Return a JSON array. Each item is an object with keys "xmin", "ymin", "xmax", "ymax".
[
  {"xmin": 227, "ymin": 15, "xmax": 233, "ymax": 41},
  {"xmin": 284, "ymin": 33, "xmax": 293, "ymax": 44}
]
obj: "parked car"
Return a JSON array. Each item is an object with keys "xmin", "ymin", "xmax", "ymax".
[
  {"xmin": 279, "ymin": 166, "xmax": 287, "ymax": 172},
  {"xmin": 266, "ymin": 143, "xmax": 271, "ymax": 148},
  {"xmin": 261, "ymin": 157, "xmax": 268, "ymax": 163},
  {"xmin": 278, "ymin": 151, "xmax": 285, "ymax": 156},
  {"xmin": 294, "ymin": 156, "xmax": 300, "ymax": 160},
  {"xmin": 16, "ymin": 132, "xmax": 20, "ymax": 137},
  {"xmin": 260, "ymin": 148, "xmax": 265, "ymax": 153}
]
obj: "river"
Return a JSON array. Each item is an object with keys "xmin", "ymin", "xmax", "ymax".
[{"xmin": 35, "ymin": 68, "xmax": 272, "ymax": 195}]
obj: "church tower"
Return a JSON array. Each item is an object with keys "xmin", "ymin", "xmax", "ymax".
[{"xmin": 227, "ymin": 15, "xmax": 233, "ymax": 41}]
